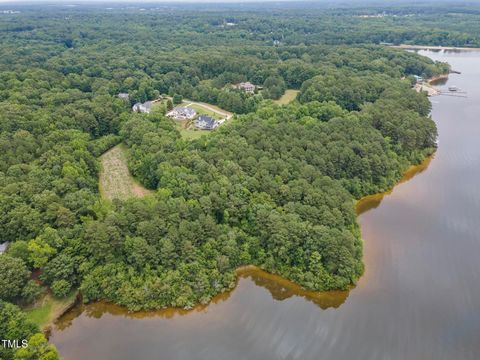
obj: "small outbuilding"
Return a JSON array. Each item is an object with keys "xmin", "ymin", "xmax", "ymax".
[{"xmin": 413, "ymin": 75, "xmax": 423, "ymax": 83}]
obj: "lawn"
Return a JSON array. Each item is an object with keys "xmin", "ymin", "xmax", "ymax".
[
  {"xmin": 173, "ymin": 121, "xmax": 208, "ymax": 140},
  {"xmin": 188, "ymin": 104, "xmax": 224, "ymax": 120},
  {"xmin": 274, "ymin": 89, "xmax": 299, "ymax": 105},
  {"xmin": 99, "ymin": 144, "xmax": 153, "ymax": 200},
  {"xmin": 25, "ymin": 292, "xmax": 77, "ymax": 329}
]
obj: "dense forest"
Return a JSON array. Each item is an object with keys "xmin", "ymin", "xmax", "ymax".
[{"xmin": 0, "ymin": 1, "xmax": 472, "ymax": 358}]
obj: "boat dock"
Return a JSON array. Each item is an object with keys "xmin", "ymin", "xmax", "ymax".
[{"xmin": 415, "ymin": 82, "xmax": 467, "ymax": 98}]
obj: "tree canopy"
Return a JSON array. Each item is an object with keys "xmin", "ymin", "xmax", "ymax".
[{"xmin": 0, "ymin": 0, "xmax": 455, "ymax": 341}]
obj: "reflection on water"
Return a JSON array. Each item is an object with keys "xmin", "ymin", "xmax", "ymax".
[
  {"xmin": 50, "ymin": 50, "xmax": 480, "ymax": 360},
  {"xmin": 240, "ymin": 267, "xmax": 349, "ymax": 309},
  {"xmin": 430, "ymin": 77, "xmax": 449, "ymax": 86},
  {"xmin": 53, "ymin": 92, "xmax": 434, "ymax": 335},
  {"xmin": 356, "ymin": 154, "xmax": 434, "ymax": 215},
  {"xmin": 55, "ymin": 266, "xmax": 349, "ymax": 333}
]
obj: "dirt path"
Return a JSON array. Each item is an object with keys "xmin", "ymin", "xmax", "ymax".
[
  {"xmin": 414, "ymin": 82, "xmax": 440, "ymax": 96},
  {"xmin": 99, "ymin": 144, "xmax": 152, "ymax": 200},
  {"xmin": 185, "ymin": 101, "xmax": 233, "ymax": 120}
]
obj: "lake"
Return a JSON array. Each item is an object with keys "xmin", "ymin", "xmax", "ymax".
[{"xmin": 49, "ymin": 50, "xmax": 480, "ymax": 360}]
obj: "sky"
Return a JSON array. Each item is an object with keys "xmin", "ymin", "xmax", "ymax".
[
  {"xmin": 0, "ymin": 0, "xmax": 467, "ymax": 6},
  {"xmin": 0, "ymin": 0, "xmax": 437, "ymax": 3}
]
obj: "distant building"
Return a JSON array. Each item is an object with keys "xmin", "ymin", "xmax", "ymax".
[
  {"xmin": 117, "ymin": 93, "xmax": 129, "ymax": 100},
  {"xmin": 166, "ymin": 107, "xmax": 197, "ymax": 120},
  {"xmin": 195, "ymin": 115, "xmax": 219, "ymax": 130},
  {"xmin": 132, "ymin": 101, "xmax": 153, "ymax": 113},
  {"xmin": 413, "ymin": 75, "xmax": 423, "ymax": 83},
  {"xmin": 0, "ymin": 242, "xmax": 10, "ymax": 255},
  {"xmin": 235, "ymin": 82, "xmax": 256, "ymax": 93}
]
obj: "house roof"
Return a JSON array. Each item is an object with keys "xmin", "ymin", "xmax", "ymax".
[
  {"xmin": 236, "ymin": 82, "xmax": 255, "ymax": 91},
  {"xmin": 196, "ymin": 115, "xmax": 218, "ymax": 129},
  {"xmin": 175, "ymin": 107, "xmax": 196, "ymax": 116},
  {"xmin": 132, "ymin": 101, "xmax": 152, "ymax": 113},
  {"xmin": 167, "ymin": 107, "xmax": 197, "ymax": 118}
]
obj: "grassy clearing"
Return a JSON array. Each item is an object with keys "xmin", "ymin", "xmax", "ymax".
[
  {"xmin": 179, "ymin": 99, "xmax": 232, "ymax": 118},
  {"xmin": 189, "ymin": 102, "xmax": 232, "ymax": 118},
  {"xmin": 173, "ymin": 121, "xmax": 207, "ymax": 140},
  {"xmin": 25, "ymin": 292, "xmax": 77, "ymax": 329},
  {"xmin": 274, "ymin": 89, "xmax": 299, "ymax": 105},
  {"xmin": 99, "ymin": 144, "xmax": 153, "ymax": 200}
]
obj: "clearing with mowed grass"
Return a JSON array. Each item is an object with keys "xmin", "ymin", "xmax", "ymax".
[
  {"xmin": 274, "ymin": 89, "xmax": 300, "ymax": 105},
  {"xmin": 99, "ymin": 144, "xmax": 152, "ymax": 200},
  {"xmin": 25, "ymin": 292, "xmax": 77, "ymax": 329}
]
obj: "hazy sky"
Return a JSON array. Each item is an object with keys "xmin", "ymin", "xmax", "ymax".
[
  {"xmin": 0, "ymin": 0, "xmax": 355, "ymax": 5},
  {"xmin": 1, "ymin": 0, "xmax": 325, "ymax": 3},
  {"xmin": 0, "ymin": 0, "xmax": 312, "ymax": 3},
  {"xmin": 0, "ymin": 0, "xmax": 462, "ymax": 5}
]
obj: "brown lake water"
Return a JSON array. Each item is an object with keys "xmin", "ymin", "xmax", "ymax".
[{"xmin": 50, "ymin": 50, "xmax": 480, "ymax": 360}]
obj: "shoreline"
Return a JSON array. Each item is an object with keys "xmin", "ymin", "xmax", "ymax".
[
  {"xmin": 50, "ymin": 152, "xmax": 435, "ymax": 330},
  {"xmin": 49, "ymin": 265, "xmax": 350, "ymax": 335},
  {"xmin": 42, "ymin": 293, "xmax": 80, "ymax": 337},
  {"xmin": 48, "ymin": 72, "xmax": 441, "ymax": 329},
  {"xmin": 356, "ymin": 154, "xmax": 435, "ymax": 215},
  {"xmin": 390, "ymin": 44, "xmax": 480, "ymax": 52},
  {"xmin": 413, "ymin": 73, "xmax": 450, "ymax": 96},
  {"xmin": 428, "ymin": 74, "xmax": 449, "ymax": 84}
]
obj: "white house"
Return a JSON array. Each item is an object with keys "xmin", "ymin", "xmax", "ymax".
[
  {"xmin": 235, "ymin": 82, "xmax": 256, "ymax": 93},
  {"xmin": 166, "ymin": 107, "xmax": 197, "ymax": 120},
  {"xmin": 132, "ymin": 101, "xmax": 153, "ymax": 113}
]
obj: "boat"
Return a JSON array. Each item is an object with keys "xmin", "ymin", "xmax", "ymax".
[{"xmin": 448, "ymin": 86, "xmax": 459, "ymax": 92}]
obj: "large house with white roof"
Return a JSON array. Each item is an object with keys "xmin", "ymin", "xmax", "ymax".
[
  {"xmin": 235, "ymin": 81, "xmax": 256, "ymax": 93},
  {"xmin": 166, "ymin": 107, "xmax": 197, "ymax": 120},
  {"xmin": 132, "ymin": 101, "xmax": 153, "ymax": 113}
]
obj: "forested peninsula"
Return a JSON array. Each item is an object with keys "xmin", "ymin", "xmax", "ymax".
[{"xmin": 0, "ymin": 3, "xmax": 465, "ymax": 359}]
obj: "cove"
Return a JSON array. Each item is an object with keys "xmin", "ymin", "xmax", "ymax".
[{"xmin": 49, "ymin": 50, "xmax": 480, "ymax": 360}]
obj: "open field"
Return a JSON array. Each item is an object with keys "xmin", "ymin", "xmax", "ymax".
[
  {"xmin": 173, "ymin": 121, "xmax": 208, "ymax": 140},
  {"xmin": 274, "ymin": 89, "xmax": 299, "ymax": 105},
  {"xmin": 99, "ymin": 144, "xmax": 152, "ymax": 200},
  {"xmin": 25, "ymin": 292, "xmax": 77, "ymax": 329}
]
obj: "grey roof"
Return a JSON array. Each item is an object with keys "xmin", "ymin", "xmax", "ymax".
[
  {"xmin": 118, "ymin": 93, "xmax": 129, "ymax": 99},
  {"xmin": 143, "ymin": 101, "xmax": 153, "ymax": 111},
  {"xmin": 195, "ymin": 115, "xmax": 218, "ymax": 130},
  {"xmin": 176, "ymin": 107, "xmax": 196, "ymax": 116}
]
